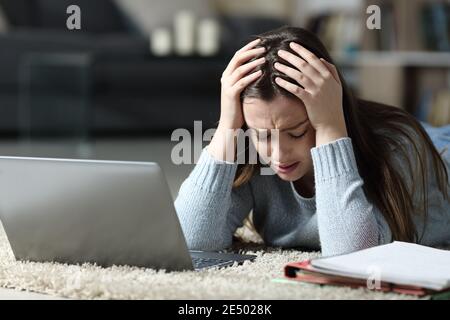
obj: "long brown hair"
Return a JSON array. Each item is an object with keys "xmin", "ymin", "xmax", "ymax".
[{"xmin": 234, "ymin": 26, "xmax": 449, "ymax": 243}]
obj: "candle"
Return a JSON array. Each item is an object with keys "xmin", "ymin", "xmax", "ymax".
[
  {"xmin": 174, "ymin": 10, "xmax": 196, "ymax": 56},
  {"xmin": 150, "ymin": 28, "xmax": 172, "ymax": 56},
  {"xmin": 197, "ymin": 18, "xmax": 220, "ymax": 56}
]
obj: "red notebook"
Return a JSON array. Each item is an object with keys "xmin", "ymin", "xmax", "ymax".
[
  {"xmin": 284, "ymin": 242, "xmax": 450, "ymax": 297},
  {"xmin": 284, "ymin": 260, "xmax": 434, "ymax": 296},
  {"xmin": 284, "ymin": 242, "xmax": 450, "ymax": 296}
]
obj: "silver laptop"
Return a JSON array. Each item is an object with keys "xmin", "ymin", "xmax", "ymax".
[{"xmin": 0, "ymin": 156, "xmax": 255, "ymax": 271}]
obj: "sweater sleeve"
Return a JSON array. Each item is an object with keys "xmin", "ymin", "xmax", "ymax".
[
  {"xmin": 174, "ymin": 146, "xmax": 254, "ymax": 251},
  {"xmin": 311, "ymin": 138, "xmax": 392, "ymax": 257}
]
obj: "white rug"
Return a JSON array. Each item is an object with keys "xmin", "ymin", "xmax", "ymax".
[{"xmin": 0, "ymin": 223, "xmax": 421, "ymax": 300}]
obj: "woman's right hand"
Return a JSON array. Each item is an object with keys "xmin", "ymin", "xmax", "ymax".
[
  {"xmin": 209, "ymin": 39, "xmax": 266, "ymax": 162},
  {"xmin": 218, "ymin": 39, "xmax": 266, "ymax": 130}
]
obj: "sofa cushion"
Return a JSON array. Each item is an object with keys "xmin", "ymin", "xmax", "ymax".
[
  {"xmin": 93, "ymin": 57, "xmax": 224, "ymax": 94},
  {"xmin": 0, "ymin": 30, "xmax": 148, "ymax": 87},
  {"xmin": 0, "ymin": 0, "xmax": 128, "ymax": 33},
  {"xmin": 0, "ymin": 0, "xmax": 35, "ymax": 26}
]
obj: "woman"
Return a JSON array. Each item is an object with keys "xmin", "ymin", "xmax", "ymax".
[{"xmin": 174, "ymin": 26, "xmax": 450, "ymax": 257}]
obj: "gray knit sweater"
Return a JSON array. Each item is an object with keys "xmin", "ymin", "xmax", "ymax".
[{"xmin": 174, "ymin": 137, "xmax": 450, "ymax": 257}]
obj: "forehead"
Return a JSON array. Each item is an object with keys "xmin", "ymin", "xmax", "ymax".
[{"xmin": 242, "ymin": 95, "xmax": 307, "ymax": 129}]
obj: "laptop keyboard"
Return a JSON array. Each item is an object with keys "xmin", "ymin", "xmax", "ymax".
[{"xmin": 191, "ymin": 257, "xmax": 232, "ymax": 269}]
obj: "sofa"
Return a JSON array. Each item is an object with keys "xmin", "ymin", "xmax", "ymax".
[{"xmin": 0, "ymin": 0, "xmax": 285, "ymax": 136}]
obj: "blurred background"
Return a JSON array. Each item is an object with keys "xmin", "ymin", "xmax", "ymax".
[{"xmin": 0, "ymin": 0, "xmax": 449, "ymax": 196}]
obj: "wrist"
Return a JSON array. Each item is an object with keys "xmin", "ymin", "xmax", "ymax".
[
  {"xmin": 315, "ymin": 123, "xmax": 348, "ymax": 147},
  {"xmin": 209, "ymin": 126, "xmax": 238, "ymax": 163},
  {"xmin": 218, "ymin": 115, "xmax": 243, "ymax": 131}
]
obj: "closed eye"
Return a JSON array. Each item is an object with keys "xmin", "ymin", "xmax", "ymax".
[{"xmin": 289, "ymin": 130, "xmax": 307, "ymax": 139}]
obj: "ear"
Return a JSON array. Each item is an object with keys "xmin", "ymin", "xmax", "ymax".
[{"xmin": 320, "ymin": 58, "xmax": 341, "ymax": 84}]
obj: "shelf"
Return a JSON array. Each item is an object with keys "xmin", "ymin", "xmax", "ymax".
[{"xmin": 332, "ymin": 51, "xmax": 450, "ymax": 67}]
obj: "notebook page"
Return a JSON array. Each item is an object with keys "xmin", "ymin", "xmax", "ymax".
[{"xmin": 311, "ymin": 241, "xmax": 450, "ymax": 290}]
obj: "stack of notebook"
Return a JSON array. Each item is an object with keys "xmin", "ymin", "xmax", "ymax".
[{"xmin": 284, "ymin": 241, "xmax": 450, "ymax": 296}]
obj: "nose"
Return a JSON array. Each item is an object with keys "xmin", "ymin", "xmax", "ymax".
[{"xmin": 269, "ymin": 133, "xmax": 292, "ymax": 164}]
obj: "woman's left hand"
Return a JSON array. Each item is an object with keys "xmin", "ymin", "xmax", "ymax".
[{"xmin": 274, "ymin": 42, "xmax": 348, "ymax": 146}]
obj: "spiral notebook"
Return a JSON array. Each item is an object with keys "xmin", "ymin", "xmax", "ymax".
[{"xmin": 284, "ymin": 241, "xmax": 450, "ymax": 296}]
